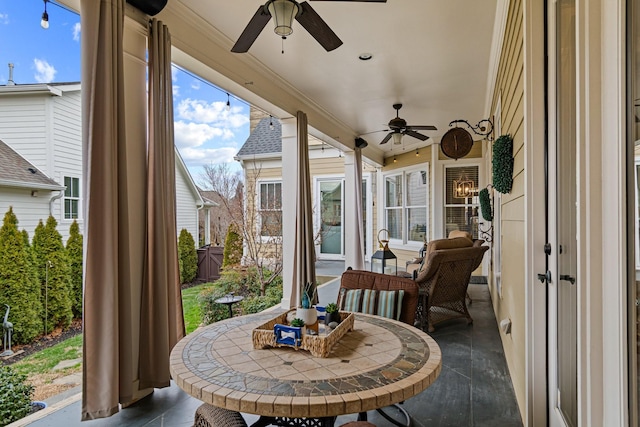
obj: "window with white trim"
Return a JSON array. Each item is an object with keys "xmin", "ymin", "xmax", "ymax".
[
  {"xmin": 64, "ymin": 176, "xmax": 80, "ymax": 219},
  {"xmin": 444, "ymin": 165, "xmax": 480, "ymax": 239},
  {"xmin": 259, "ymin": 181, "xmax": 282, "ymax": 237},
  {"xmin": 383, "ymin": 167, "xmax": 428, "ymax": 245}
]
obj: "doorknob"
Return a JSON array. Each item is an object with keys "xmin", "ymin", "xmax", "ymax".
[
  {"xmin": 537, "ymin": 271, "xmax": 551, "ymax": 283},
  {"xmin": 559, "ymin": 274, "xmax": 576, "ymax": 285}
]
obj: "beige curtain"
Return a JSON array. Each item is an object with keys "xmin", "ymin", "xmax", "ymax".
[
  {"xmin": 81, "ymin": 0, "xmax": 133, "ymax": 420},
  {"xmin": 351, "ymin": 147, "xmax": 365, "ymax": 270},
  {"xmin": 140, "ymin": 18, "xmax": 185, "ymax": 389},
  {"xmin": 293, "ymin": 111, "xmax": 317, "ymax": 307}
]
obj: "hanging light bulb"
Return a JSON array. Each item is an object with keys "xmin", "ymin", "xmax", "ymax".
[
  {"xmin": 393, "ymin": 155, "xmax": 397, "ymax": 163},
  {"xmin": 416, "ymin": 149, "xmax": 420, "ymax": 157},
  {"xmin": 269, "ymin": 115, "xmax": 275, "ymax": 130},
  {"xmin": 41, "ymin": 0, "xmax": 49, "ymax": 29},
  {"xmin": 226, "ymin": 93, "xmax": 231, "ymax": 111}
]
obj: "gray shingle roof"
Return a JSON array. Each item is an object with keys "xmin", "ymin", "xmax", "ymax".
[
  {"xmin": 0, "ymin": 140, "xmax": 62, "ymax": 189},
  {"xmin": 236, "ymin": 117, "xmax": 282, "ymax": 157}
]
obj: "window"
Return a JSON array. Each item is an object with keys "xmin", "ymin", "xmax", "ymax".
[
  {"xmin": 444, "ymin": 165, "xmax": 479, "ymax": 239},
  {"xmin": 259, "ymin": 182, "xmax": 282, "ymax": 237},
  {"xmin": 64, "ymin": 176, "xmax": 80, "ymax": 219},
  {"xmin": 384, "ymin": 168, "xmax": 428, "ymax": 244}
]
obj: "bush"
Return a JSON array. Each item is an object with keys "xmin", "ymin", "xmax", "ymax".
[
  {"xmin": 0, "ymin": 365, "xmax": 34, "ymax": 426},
  {"xmin": 32, "ymin": 216, "xmax": 73, "ymax": 333},
  {"xmin": 222, "ymin": 223, "xmax": 242, "ymax": 268},
  {"xmin": 0, "ymin": 207, "xmax": 42, "ymax": 343},
  {"xmin": 178, "ymin": 229, "xmax": 198, "ymax": 284},
  {"xmin": 66, "ymin": 221, "xmax": 83, "ymax": 318}
]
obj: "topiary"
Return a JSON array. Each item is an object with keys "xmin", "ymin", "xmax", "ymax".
[
  {"xmin": 0, "ymin": 365, "xmax": 34, "ymax": 426},
  {"xmin": 66, "ymin": 220, "xmax": 83, "ymax": 318},
  {"xmin": 479, "ymin": 188, "xmax": 493, "ymax": 222},
  {"xmin": 178, "ymin": 229, "xmax": 198, "ymax": 284},
  {"xmin": 222, "ymin": 223, "xmax": 242, "ymax": 268},
  {"xmin": 0, "ymin": 207, "xmax": 42, "ymax": 343},
  {"xmin": 32, "ymin": 216, "xmax": 73, "ymax": 333},
  {"xmin": 492, "ymin": 134, "xmax": 514, "ymax": 194}
]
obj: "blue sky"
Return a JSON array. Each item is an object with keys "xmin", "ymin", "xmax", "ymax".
[{"xmin": 0, "ymin": 0, "xmax": 249, "ymax": 183}]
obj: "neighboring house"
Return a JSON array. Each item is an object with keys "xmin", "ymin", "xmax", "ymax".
[
  {"xmin": 235, "ymin": 109, "xmax": 487, "ymax": 271},
  {"xmin": 198, "ymin": 189, "xmax": 239, "ymax": 247},
  {"xmin": 0, "ymin": 82, "xmax": 207, "ymax": 244}
]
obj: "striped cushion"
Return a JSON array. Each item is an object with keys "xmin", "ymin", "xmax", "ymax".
[
  {"xmin": 377, "ymin": 290, "xmax": 405, "ymax": 321},
  {"xmin": 361, "ymin": 289, "xmax": 377, "ymax": 315},
  {"xmin": 338, "ymin": 288, "xmax": 362, "ymax": 312}
]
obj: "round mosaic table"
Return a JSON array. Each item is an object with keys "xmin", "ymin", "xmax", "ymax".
[{"xmin": 170, "ymin": 311, "xmax": 442, "ymax": 423}]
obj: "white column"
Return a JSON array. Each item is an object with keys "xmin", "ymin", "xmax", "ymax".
[
  {"xmin": 344, "ymin": 151, "xmax": 364, "ymax": 270},
  {"xmin": 280, "ymin": 117, "xmax": 298, "ymax": 309},
  {"xmin": 431, "ymin": 142, "xmax": 443, "ymax": 239},
  {"xmin": 204, "ymin": 207, "xmax": 211, "ymax": 245}
]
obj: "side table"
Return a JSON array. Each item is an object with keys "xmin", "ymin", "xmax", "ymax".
[{"xmin": 214, "ymin": 294, "xmax": 244, "ymax": 318}]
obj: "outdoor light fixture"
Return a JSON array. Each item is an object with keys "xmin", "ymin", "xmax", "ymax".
[
  {"xmin": 268, "ymin": 0, "xmax": 299, "ymax": 37},
  {"xmin": 454, "ymin": 179, "xmax": 475, "ymax": 198},
  {"xmin": 416, "ymin": 149, "xmax": 420, "ymax": 157},
  {"xmin": 226, "ymin": 93, "xmax": 231, "ymax": 111},
  {"xmin": 393, "ymin": 155, "xmax": 397, "ymax": 163},
  {"xmin": 41, "ymin": 0, "xmax": 49, "ymax": 29},
  {"xmin": 392, "ymin": 132, "xmax": 403, "ymax": 145},
  {"xmin": 269, "ymin": 115, "xmax": 275, "ymax": 130}
]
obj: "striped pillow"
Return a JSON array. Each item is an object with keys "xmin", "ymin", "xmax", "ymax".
[
  {"xmin": 361, "ymin": 289, "xmax": 377, "ymax": 315},
  {"xmin": 338, "ymin": 288, "xmax": 362, "ymax": 312},
  {"xmin": 377, "ymin": 290, "xmax": 405, "ymax": 321}
]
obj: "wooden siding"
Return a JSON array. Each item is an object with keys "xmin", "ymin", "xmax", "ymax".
[
  {"xmin": 0, "ymin": 187, "xmax": 55, "ymax": 237},
  {"xmin": 0, "ymin": 96, "xmax": 49, "ymax": 172},
  {"xmin": 488, "ymin": 0, "xmax": 526, "ymax": 416},
  {"xmin": 176, "ymin": 168, "xmax": 199, "ymax": 245}
]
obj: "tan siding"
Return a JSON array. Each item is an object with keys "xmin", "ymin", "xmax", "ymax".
[
  {"xmin": 488, "ymin": 0, "xmax": 526, "ymax": 418},
  {"xmin": 310, "ymin": 157, "xmax": 345, "ymax": 176},
  {"xmin": 383, "ymin": 146, "xmax": 431, "ymax": 171}
]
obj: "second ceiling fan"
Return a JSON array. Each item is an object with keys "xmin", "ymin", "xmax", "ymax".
[
  {"xmin": 231, "ymin": 0, "xmax": 386, "ymax": 53},
  {"xmin": 380, "ymin": 104, "xmax": 437, "ymax": 145}
]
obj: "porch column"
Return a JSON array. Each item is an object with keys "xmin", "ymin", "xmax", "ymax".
[
  {"xmin": 344, "ymin": 150, "xmax": 365, "ymax": 270},
  {"xmin": 280, "ymin": 117, "xmax": 297, "ymax": 308},
  {"xmin": 203, "ymin": 207, "xmax": 211, "ymax": 245}
]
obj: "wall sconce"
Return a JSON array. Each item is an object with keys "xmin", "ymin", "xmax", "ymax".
[{"xmin": 454, "ymin": 179, "xmax": 474, "ymax": 198}]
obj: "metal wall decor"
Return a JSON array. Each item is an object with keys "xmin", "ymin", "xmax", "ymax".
[{"xmin": 440, "ymin": 118, "xmax": 494, "ymax": 160}]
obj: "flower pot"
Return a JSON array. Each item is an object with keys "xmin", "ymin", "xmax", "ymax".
[
  {"xmin": 296, "ymin": 307, "xmax": 317, "ymax": 326},
  {"xmin": 325, "ymin": 311, "xmax": 341, "ymax": 325}
]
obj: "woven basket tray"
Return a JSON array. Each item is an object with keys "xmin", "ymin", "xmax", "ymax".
[{"xmin": 252, "ymin": 310, "xmax": 355, "ymax": 358}]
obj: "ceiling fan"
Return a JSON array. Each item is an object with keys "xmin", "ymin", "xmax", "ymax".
[
  {"xmin": 231, "ymin": 0, "xmax": 387, "ymax": 53},
  {"xmin": 379, "ymin": 104, "xmax": 437, "ymax": 145}
]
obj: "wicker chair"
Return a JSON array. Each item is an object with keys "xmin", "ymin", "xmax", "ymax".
[
  {"xmin": 414, "ymin": 245, "xmax": 489, "ymax": 332},
  {"xmin": 193, "ymin": 403, "xmax": 248, "ymax": 427}
]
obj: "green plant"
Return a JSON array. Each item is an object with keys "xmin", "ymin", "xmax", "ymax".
[
  {"xmin": 301, "ymin": 282, "xmax": 317, "ymax": 308},
  {"xmin": 66, "ymin": 220, "xmax": 83, "ymax": 318},
  {"xmin": 479, "ymin": 188, "xmax": 493, "ymax": 222},
  {"xmin": 290, "ymin": 318, "xmax": 305, "ymax": 327},
  {"xmin": 32, "ymin": 216, "xmax": 73, "ymax": 333},
  {"xmin": 492, "ymin": 134, "xmax": 514, "ymax": 194},
  {"xmin": 0, "ymin": 365, "xmax": 34, "ymax": 426},
  {"xmin": 222, "ymin": 223, "xmax": 242, "ymax": 268},
  {"xmin": 325, "ymin": 302, "xmax": 338, "ymax": 313},
  {"xmin": 0, "ymin": 207, "xmax": 43, "ymax": 343},
  {"xmin": 178, "ymin": 229, "xmax": 198, "ymax": 284}
]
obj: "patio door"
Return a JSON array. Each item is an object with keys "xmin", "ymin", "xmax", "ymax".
[
  {"xmin": 547, "ymin": 0, "xmax": 578, "ymax": 425},
  {"xmin": 319, "ymin": 179, "xmax": 344, "ymax": 258}
]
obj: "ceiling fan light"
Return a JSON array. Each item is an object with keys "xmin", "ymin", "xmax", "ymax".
[
  {"xmin": 268, "ymin": 0, "xmax": 299, "ymax": 37},
  {"xmin": 392, "ymin": 132, "xmax": 403, "ymax": 145}
]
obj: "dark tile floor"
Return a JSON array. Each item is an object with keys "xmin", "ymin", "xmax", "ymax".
[{"xmin": 20, "ymin": 261, "xmax": 522, "ymax": 427}]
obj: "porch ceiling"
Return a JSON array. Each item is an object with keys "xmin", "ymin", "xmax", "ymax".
[{"xmin": 61, "ymin": 0, "xmax": 502, "ymax": 164}]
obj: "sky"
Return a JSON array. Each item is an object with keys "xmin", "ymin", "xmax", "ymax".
[{"xmin": 0, "ymin": 0, "xmax": 250, "ymax": 184}]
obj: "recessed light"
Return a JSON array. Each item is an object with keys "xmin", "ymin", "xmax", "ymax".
[{"xmin": 359, "ymin": 53, "xmax": 373, "ymax": 61}]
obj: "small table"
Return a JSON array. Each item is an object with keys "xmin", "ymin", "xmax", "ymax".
[
  {"xmin": 170, "ymin": 311, "xmax": 441, "ymax": 426},
  {"xmin": 215, "ymin": 294, "xmax": 244, "ymax": 318}
]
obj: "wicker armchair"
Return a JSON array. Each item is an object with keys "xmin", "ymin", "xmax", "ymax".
[
  {"xmin": 193, "ymin": 403, "xmax": 248, "ymax": 427},
  {"xmin": 414, "ymin": 245, "xmax": 489, "ymax": 332}
]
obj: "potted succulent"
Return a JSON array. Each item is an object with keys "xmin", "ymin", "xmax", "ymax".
[
  {"xmin": 296, "ymin": 282, "xmax": 318, "ymax": 327},
  {"xmin": 290, "ymin": 317, "xmax": 306, "ymax": 334},
  {"xmin": 325, "ymin": 302, "xmax": 341, "ymax": 325}
]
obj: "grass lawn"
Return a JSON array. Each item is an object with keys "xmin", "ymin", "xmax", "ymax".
[{"xmin": 181, "ymin": 283, "xmax": 216, "ymax": 334}]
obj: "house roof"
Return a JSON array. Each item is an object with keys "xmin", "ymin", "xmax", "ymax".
[
  {"xmin": 235, "ymin": 117, "xmax": 282, "ymax": 158},
  {"xmin": 0, "ymin": 140, "xmax": 64, "ymax": 190}
]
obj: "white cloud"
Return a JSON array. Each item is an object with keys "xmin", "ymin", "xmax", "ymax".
[
  {"xmin": 176, "ymin": 98, "xmax": 249, "ymax": 129},
  {"xmin": 33, "ymin": 58, "xmax": 56, "ymax": 83},
  {"xmin": 191, "ymin": 80, "xmax": 200, "ymax": 90},
  {"xmin": 174, "ymin": 121, "xmax": 233, "ymax": 149},
  {"xmin": 0, "ymin": 13, "xmax": 9, "ymax": 24},
  {"xmin": 173, "ymin": 84, "xmax": 180, "ymax": 97},
  {"xmin": 180, "ymin": 146, "xmax": 238, "ymax": 164},
  {"xmin": 73, "ymin": 22, "xmax": 81, "ymax": 41}
]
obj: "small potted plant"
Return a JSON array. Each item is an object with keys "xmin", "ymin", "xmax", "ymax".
[
  {"xmin": 296, "ymin": 282, "xmax": 318, "ymax": 327},
  {"xmin": 325, "ymin": 302, "xmax": 341, "ymax": 325},
  {"xmin": 290, "ymin": 317, "xmax": 306, "ymax": 334}
]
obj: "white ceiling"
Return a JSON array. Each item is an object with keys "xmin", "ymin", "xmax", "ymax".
[{"xmin": 62, "ymin": 0, "xmax": 503, "ymax": 163}]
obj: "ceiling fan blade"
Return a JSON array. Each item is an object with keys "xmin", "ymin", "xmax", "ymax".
[
  {"xmin": 296, "ymin": 2, "xmax": 343, "ymax": 52},
  {"xmin": 405, "ymin": 125, "xmax": 438, "ymax": 131},
  {"xmin": 380, "ymin": 133, "xmax": 393, "ymax": 145},
  {"xmin": 231, "ymin": 6, "xmax": 272, "ymax": 53},
  {"xmin": 404, "ymin": 130, "xmax": 429, "ymax": 141}
]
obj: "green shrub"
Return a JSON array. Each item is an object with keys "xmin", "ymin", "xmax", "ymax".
[
  {"xmin": 222, "ymin": 223, "xmax": 242, "ymax": 268},
  {"xmin": 479, "ymin": 187, "xmax": 493, "ymax": 222},
  {"xmin": 66, "ymin": 220, "xmax": 83, "ymax": 318},
  {"xmin": 0, "ymin": 208, "xmax": 42, "ymax": 343},
  {"xmin": 178, "ymin": 229, "xmax": 198, "ymax": 284},
  {"xmin": 241, "ymin": 281, "xmax": 283, "ymax": 314},
  {"xmin": 0, "ymin": 363, "xmax": 34, "ymax": 426},
  {"xmin": 32, "ymin": 216, "xmax": 73, "ymax": 333}
]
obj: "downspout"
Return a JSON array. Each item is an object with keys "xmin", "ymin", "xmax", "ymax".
[{"xmin": 49, "ymin": 189, "xmax": 64, "ymax": 216}]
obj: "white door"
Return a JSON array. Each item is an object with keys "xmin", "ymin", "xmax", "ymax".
[{"xmin": 547, "ymin": 0, "xmax": 578, "ymax": 425}]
